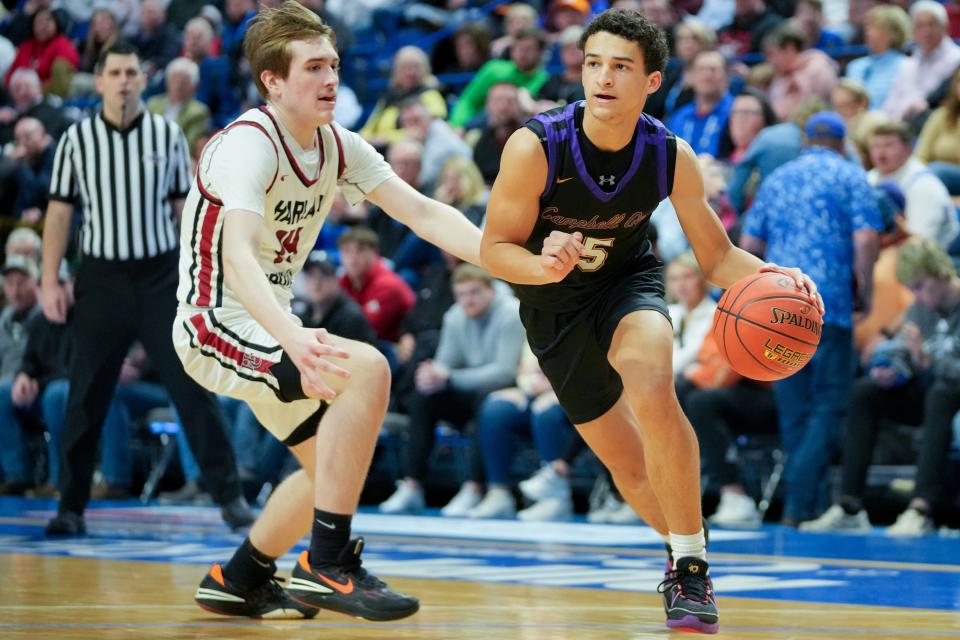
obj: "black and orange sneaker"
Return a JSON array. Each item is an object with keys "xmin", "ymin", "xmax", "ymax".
[
  {"xmin": 657, "ymin": 557, "xmax": 719, "ymax": 634},
  {"xmin": 195, "ymin": 563, "xmax": 317, "ymax": 619},
  {"xmin": 287, "ymin": 537, "xmax": 419, "ymax": 621}
]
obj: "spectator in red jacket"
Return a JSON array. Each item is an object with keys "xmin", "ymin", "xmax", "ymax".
[
  {"xmin": 338, "ymin": 227, "xmax": 416, "ymax": 343},
  {"xmin": 4, "ymin": 8, "xmax": 79, "ymax": 96}
]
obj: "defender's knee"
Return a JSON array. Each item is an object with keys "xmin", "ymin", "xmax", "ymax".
[{"xmin": 351, "ymin": 343, "xmax": 391, "ymax": 395}]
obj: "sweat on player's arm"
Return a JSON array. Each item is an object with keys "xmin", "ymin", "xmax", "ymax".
[
  {"xmin": 365, "ymin": 174, "xmax": 483, "ymax": 267},
  {"xmin": 668, "ymin": 138, "xmax": 824, "ymax": 314},
  {"xmin": 480, "ymin": 127, "xmax": 586, "ymax": 285},
  {"xmin": 221, "ymin": 208, "xmax": 351, "ymax": 400}
]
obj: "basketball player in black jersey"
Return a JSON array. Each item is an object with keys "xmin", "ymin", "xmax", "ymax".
[{"xmin": 480, "ymin": 9, "xmax": 823, "ymax": 634}]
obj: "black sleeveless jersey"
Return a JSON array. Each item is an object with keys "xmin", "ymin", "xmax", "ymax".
[{"xmin": 513, "ymin": 101, "xmax": 677, "ymax": 312}]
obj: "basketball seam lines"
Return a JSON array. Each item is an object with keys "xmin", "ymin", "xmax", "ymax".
[
  {"xmin": 715, "ymin": 275, "xmax": 820, "ymax": 379},
  {"xmin": 714, "ymin": 307, "xmax": 821, "ymax": 348}
]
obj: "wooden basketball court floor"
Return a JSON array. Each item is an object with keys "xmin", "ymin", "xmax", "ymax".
[{"xmin": 2, "ymin": 497, "xmax": 959, "ymax": 639}]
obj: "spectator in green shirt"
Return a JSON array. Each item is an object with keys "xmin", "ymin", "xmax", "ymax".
[{"xmin": 449, "ymin": 28, "xmax": 550, "ymax": 128}]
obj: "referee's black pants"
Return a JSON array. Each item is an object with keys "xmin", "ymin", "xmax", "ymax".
[{"xmin": 56, "ymin": 252, "xmax": 242, "ymax": 514}]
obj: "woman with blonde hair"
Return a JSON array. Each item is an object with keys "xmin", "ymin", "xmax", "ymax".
[
  {"xmin": 434, "ymin": 155, "xmax": 487, "ymax": 226},
  {"xmin": 844, "ymin": 4, "xmax": 910, "ymax": 108},
  {"xmin": 831, "ymin": 79, "xmax": 888, "ymax": 169},
  {"xmin": 359, "ymin": 45, "xmax": 447, "ymax": 148}
]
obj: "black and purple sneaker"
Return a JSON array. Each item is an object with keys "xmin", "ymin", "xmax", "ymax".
[{"xmin": 658, "ymin": 556, "xmax": 719, "ymax": 634}]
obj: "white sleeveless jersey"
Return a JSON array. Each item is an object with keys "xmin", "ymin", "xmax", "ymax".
[{"xmin": 177, "ymin": 105, "xmax": 393, "ymax": 312}]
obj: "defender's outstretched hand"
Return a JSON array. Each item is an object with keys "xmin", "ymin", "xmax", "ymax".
[{"xmin": 284, "ymin": 327, "xmax": 351, "ymax": 400}]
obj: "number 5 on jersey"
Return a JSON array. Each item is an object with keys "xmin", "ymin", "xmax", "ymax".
[{"xmin": 578, "ymin": 237, "xmax": 615, "ymax": 272}]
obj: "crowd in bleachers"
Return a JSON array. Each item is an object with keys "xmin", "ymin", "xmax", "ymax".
[{"xmin": 0, "ymin": 0, "xmax": 958, "ymax": 537}]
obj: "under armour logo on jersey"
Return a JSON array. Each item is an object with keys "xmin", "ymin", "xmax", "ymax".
[{"xmin": 599, "ymin": 175, "xmax": 616, "ymax": 186}]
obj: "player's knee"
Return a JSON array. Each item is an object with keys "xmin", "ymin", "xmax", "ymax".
[
  {"xmin": 612, "ymin": 349, "xmax": 670, "ymax": 382},
  {"xmin": 611, "ymin": 466, "xmax": 650, "ymax": 494},
  {"xmin": 350, "ymin": 343, "xmax": 391, "ymax": 392},
  {"xmin": 622, "ymin": 367, "xmax": 674, "ymax": 403}
]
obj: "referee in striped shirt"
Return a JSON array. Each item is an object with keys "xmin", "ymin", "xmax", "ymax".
[{"xmin": 39, "ymin": 41, "xmax": 253, "ymax": 534}]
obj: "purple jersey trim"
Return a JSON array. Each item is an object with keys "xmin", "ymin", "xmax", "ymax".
[
  {"xmin": 533, "ymin": 102, "xmax": 669, "ymax": 203},
  {"xmin": 531, "ymin": 106, "xmax": 572, "ymax": 199}
]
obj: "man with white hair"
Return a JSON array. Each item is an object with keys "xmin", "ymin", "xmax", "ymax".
[
  {"xmin": 0, "ymin": 68, "xmax": 70, "ymax": 145},
  {"xmin": 881, "ymin": 0, "xmax": 960, "ymax": 120},
  {"xmin": 5, "ymin": 228, "xmax": 42, "ymax": 262},
  {"xmin": 147, "ymin": 57, "xmax": 211, "ymax": 149}
]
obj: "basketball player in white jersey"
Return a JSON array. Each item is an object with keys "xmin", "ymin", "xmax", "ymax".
[{"xmin": 174, "ymin": 2, "xmax": 481, "ymax": 620}]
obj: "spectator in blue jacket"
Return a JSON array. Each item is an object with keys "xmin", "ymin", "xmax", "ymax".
[
  {"xmin": 666, "ymin": 50, "xmax": 734, "ymax": 158},
  {"xmin": 740, "ymin": 112, "xmax": 882, "ymax": 524}
]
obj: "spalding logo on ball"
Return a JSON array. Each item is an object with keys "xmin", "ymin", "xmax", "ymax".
[{"xmin": 712, "ymin": 272, "xmax": 822, "ymax": 381}]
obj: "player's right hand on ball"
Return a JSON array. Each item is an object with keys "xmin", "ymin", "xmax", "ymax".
[
  {"xmin": 286, "ymin": 327, "xmax": 351, "ymax": 400},
  {"xmin": 540, "ymin": 231, "xmax": 584, "ymax": 282}
]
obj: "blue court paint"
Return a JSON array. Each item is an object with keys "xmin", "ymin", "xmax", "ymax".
[{"xmin": 2, "ymin": 498, "xmax": 958, "ymax": 611}]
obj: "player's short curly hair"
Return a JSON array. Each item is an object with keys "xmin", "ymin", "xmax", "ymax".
[
  {"xmin": 244, "ymin": 0, "xmax": 336, "ymax": 100},
  {"xmin": 578, "ymin": 9, "xmax": 669, "ymax": 75}
]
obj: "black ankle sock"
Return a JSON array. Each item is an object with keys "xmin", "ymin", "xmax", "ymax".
[
  {"xmin": 309, "ymin": 509, "xmax": 352, "ymax": 567},
  {"xmin": 839, "ymin": 496, "xmax": 863, "ymax": 516},
  {"xmin": 223, "ymin": 537, "xmax": 276, "ymax": 591}
]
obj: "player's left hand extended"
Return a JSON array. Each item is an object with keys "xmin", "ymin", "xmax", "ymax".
[
  {"xmin": 540, "ymin": 231, "xmax": 584, "ymax": 282},
  {"xmin": 759, "ymin": 263, "xmax": 825, "ymax": 316}
]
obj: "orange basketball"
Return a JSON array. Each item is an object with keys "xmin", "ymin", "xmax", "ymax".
[{"xmin": 712, "ymin": 272, "xmax": 823, "ymax": 381}]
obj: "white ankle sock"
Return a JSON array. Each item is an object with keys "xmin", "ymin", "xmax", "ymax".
[{"xmin": 669, "ymin": 530, "xmax": 706, "ymax": 568}]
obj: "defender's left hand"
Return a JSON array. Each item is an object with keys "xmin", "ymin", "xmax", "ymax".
[{"xmin": 759, "ymin": 263, "xmax": 825, "ymax": 316}]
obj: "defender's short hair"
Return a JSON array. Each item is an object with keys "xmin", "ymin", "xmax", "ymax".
[{"xmin": 244, "ymin": 0, "xmax": 336, "ymax": 100}]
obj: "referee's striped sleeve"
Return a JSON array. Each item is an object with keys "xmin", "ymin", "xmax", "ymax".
[
  {"xmin": 48, "ymin": 127, "xmax": 77, "ymax": 203},
  {"xmin": 168, "ymin": 125, "xmax": 191, "ymax": 199}
]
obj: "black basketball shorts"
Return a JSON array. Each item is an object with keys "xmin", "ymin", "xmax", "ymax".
[{"xmin": 519, "ymin": 267, "xmax": 670, "ymax": 425}]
